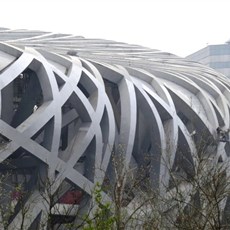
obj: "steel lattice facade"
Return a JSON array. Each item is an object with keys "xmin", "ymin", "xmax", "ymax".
[{"xmin": 0, "ymin": 29, "xmax": 229, "ymax": 228}]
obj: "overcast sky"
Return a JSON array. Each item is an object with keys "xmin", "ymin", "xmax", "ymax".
[{"xmin": 1, "ymin": 0, "xmax": 230, "ymax": 57}]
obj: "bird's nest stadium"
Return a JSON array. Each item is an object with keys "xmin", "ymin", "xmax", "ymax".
[{"xmin": 0, "ymin": 28, "xmax": 229, "ymax": 228}]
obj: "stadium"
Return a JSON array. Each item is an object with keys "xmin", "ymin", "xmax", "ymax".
[{"xmin": 0, "ymin": 28, "xmax": 229, "ymax": 229}]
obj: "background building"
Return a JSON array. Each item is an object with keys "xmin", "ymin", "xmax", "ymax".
[{"xmin": 186, "ymin": 42, "xmax": 230, "ymax": 78}]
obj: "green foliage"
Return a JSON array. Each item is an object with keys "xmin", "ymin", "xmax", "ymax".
[{"xmin": 83, "ymin": 182, "xmax": 115, "ymax": 230}]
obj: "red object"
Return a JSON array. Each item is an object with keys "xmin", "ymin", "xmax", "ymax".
[
  {"xmin": 11, "ymin": 190, "xmax": 23, "ymax": 200},
  {"xmin": 59, "ymin": 190, "xmax": 83, "ymax": 204}
]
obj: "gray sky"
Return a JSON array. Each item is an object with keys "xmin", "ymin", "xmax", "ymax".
[{"xmin": 1, "ymin": 0, "xmax": 230, "ymax": 57}]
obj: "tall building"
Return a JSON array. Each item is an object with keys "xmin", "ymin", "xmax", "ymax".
[{"xmin": 186, "ymin": 42, "xmax": 230, "ymax": 78}]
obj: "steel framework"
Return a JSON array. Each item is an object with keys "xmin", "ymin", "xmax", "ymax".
[{"xmin": 0, "ymin": 28, "xmax": 229, "ymax": 228}]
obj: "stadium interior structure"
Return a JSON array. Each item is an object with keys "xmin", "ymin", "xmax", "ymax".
[{"xmin": 0, "ymin": 28, "xmax": 229, "ymax": 228}]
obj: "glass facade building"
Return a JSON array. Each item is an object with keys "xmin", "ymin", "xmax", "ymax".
[{"xmin": 187, "ymin": 42, "xmax": 230, "ymax": 78}]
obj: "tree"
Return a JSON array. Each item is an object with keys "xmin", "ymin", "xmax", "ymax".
[
  {"xmin": 0, "ymin": 161, "xmax": 33, "ymax": 230},
  {"xmin": 37, "ymin": 169, "xmax": 86, "ymax": 230},
  {"xmin": 0, "ymin": 139, "xmax": 230, "ymax": 229},
  {"xmin": 139, "ymin": 143, "xmax": 230, "ymax": 230},
  {"xmin": 81, "ymin": 141, "xmax": 230, "ymax": 230},
  {"xmin": 82, "ymin": 182, "xmax": 115, "ymax": 230}
]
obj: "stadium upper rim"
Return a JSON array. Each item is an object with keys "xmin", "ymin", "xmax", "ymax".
[{"xmin": 0, "ymin": 28, "xmax": 224, "ymax": 76}]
